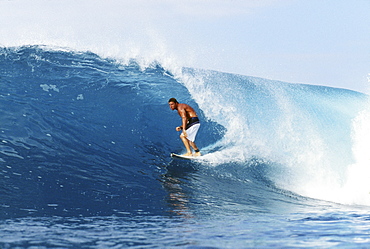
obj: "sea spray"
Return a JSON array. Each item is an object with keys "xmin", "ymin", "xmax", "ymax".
[
  {"xmin": 341, "ymin": 81, "xmax": 370, "ymax": 205},
  {"xmin": 180, "ymin": 67, "xmax": 369, "ymax": 206}
]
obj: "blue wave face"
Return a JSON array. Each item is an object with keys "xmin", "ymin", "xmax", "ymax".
[
  {"xmin": 0, "ymin": 46, "xmax": 369, "ymax": 219},
  {"xmin": 0, "ymin": 46, "xmax": 224, "ymax": 217}
]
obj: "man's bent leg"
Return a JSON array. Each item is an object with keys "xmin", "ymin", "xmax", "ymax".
[
  {"xmin": 180, "ymin": 133, "xmax": 192, "ymax": 156},
  {"xmin": 189, "ymin": 141, "xmax": 201, "ymax": 157}
]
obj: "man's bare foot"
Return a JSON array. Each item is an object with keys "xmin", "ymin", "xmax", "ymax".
[
  {"xmin": 182, "ymin": 152, "xmax": 193, "ymax": 157},
  {"xmin": 194, "ymin": 152, "xmax": 201, "ymax": 157}
]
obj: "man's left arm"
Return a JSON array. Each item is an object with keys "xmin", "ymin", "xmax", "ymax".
[{"xmin": 179, "ymin": 108, "xmax": 188, "ymax": 136}]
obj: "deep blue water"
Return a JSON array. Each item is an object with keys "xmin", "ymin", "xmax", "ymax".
[{"xmin": 1, "ymin": 46, "xmax": 370, "ymax": 248}]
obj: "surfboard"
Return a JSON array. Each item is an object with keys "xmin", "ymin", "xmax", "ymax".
[{"xmin": 170, "ymin": 153, "xmax": 200, "ymax": 160}]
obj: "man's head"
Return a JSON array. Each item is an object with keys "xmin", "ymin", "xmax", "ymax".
[{"xmin": 168, "ymin": 98, "xmax": 178, "ymax": 110}]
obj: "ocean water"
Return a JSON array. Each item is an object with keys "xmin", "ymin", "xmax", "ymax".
[{"xmin": 1, "ymin": 46, "xmax": 370, "ymax": 248}]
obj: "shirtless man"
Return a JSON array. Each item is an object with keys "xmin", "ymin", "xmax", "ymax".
[{"xmin": 168, "ymin": 98, "xmax": 201, "ymax": 157}]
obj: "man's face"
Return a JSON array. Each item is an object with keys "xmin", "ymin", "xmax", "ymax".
[{"xmin": 168, "ymin": 101, "xmax": 177, "ymax": 110}]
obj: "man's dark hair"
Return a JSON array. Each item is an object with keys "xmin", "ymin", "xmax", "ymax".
[{"xmin": 168, "ymin": 98, "xmax": 178, "ymax": 103}]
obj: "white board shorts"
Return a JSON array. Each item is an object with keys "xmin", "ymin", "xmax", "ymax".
[{"xmin": 185, "ymin": 123, "xmax": 200, "ymax": 142}]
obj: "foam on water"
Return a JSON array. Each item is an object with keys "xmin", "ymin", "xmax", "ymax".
[{"xmin": 179, "ymin": 68, "xmax": 370, "ymax": 206}]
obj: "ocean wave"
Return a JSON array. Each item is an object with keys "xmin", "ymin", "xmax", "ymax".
[{"xmin": 0, "ymin": 46, "xmax": 369, "ymax": 220}]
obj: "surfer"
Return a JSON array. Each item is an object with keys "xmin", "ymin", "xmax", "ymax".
[{"xmin": 168, "ymin": 98, "xmax": 201, "ymax": 157}]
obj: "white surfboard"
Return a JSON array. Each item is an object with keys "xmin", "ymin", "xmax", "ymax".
[{"xmin": 170, "ymin": 153, "xmax": 201, "ymax": 160}]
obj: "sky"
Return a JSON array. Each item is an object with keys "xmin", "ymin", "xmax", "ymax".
[{"xmin": 0, "ymin": 0, "xmax": 369, "ymax": 93}]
